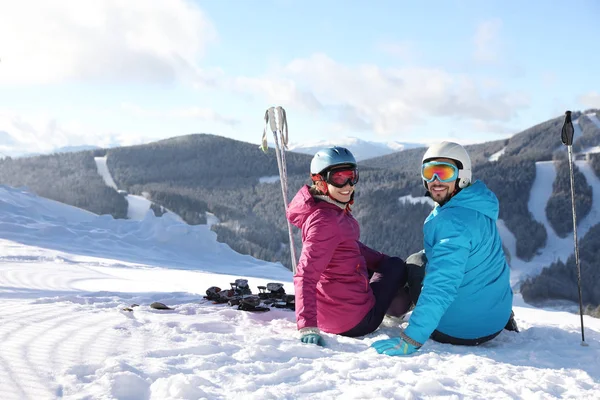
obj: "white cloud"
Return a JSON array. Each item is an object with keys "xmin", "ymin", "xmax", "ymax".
[
  {"xmin": 230, "ymin": 53, "xmax": 530, "ymax": 136},
  {"xmin": 121, "ymin": 103, "xmax": 240, "ymax": 126},
  {"xmin": 469, "ymin": 119, "xmax": 516, "ymax": 137},
  {"xmin": 0, "ymin": 110, "xmax": 147, "ymax": 156},
  {"xmin": 578, "ymin": 92, "xmax": 600, "ymax": 109},
  {"xmin": 0, "ymin": 0, "xmax": 216, "ymax": 84},
  {"xmin": 230, "ymin": 77, "xmax": 324, "ymax": 113},
  {"xmin": 473, "ymin": 19, "xmax": 502, "ymax": 63}
]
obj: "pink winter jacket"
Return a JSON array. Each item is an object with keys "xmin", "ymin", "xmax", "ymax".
[{"xmin": 286, "ymin": 185, "xmax": 389, "ymax": 334}]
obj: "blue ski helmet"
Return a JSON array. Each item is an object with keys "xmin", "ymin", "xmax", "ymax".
[{"xmin": 310, "ymin": 146, "xmax": 357, "ymax": 175}]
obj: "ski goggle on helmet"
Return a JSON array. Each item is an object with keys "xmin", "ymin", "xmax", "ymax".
[
  {"xmin": 323, "ymin": 167, "xmax": 359, "ymax": 188},
  {"xmin": 421, "ymin": 161, "xmax": 458, "ymax": 183}
]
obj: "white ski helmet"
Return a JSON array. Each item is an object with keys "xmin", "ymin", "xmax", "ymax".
[{"xmin": 422, "ymin": 141, "xmax": 472, "ymax": 189}]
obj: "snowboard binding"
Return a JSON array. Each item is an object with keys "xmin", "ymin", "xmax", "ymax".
[
  {"xmin": 203, "ymin": 280, "xmax": 294, "ymax": 311},
  {"xmin": 258, "ymin": 282, "xmax": 285, "ymax": 301},
  {"xmin": 231, "ymin": 279, "xmax": 252, "ymax": 296},
  {"xmin": 257, "ymin": 283, "xmax": 295, "ymax": 310},
  {"xmin": 204, "ymin": 286, "xmax": 226, "ymax": 302},
  {"xmin": 204, "ymin": 279, "xmax": 253, "ymax": 304},
  {"xmin": 237, "ymin": 295, "xmax": 270, "ymax": 312}
]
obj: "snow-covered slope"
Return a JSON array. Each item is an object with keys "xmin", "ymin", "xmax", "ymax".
[
  {"xmin": 506, "ymin": 160, "xmax": 600, "ymax": 286},
  {"xmin": 287, "ymin": 137, "xmax": 424, "ymax": 161},
  {"xmin": 94, "ymin": 156, "xmax": 118, "ymax": 190},
  {"xmin": 586, "ymin": 112, "xmax": 600, "ymax": 130},
  {"xmin": 0, "ymin": 185, "xmax": 288, "ymax": 278},
  {"xmin": 1, "ymin": 185, "xmax": 599, "ymax": 399},
  {"xmin": 94, "ymin": 156, "xmax": 164, "ymax": 222},
  {"xmin": 499, "ymin": 115, "xmax": 600, "ymax": 285}
]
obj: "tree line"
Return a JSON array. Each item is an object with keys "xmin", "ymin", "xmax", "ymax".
[{"xmin": 2, "ymin": 111, "xmax": 600, "ymax": 312}]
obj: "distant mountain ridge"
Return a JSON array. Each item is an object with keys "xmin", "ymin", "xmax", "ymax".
[
  {"xmin": 286, "ymin": 137, "xmax": 425, "ymax": 161},
  {"xmin": 6, "ymin": 144, "xmax": 103, "ymax": 159},
  {"xmin": 54, "ymin": 145, "xmax": 102, "ymax": 153}
]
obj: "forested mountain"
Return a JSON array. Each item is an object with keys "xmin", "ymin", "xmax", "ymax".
[
  {"xmin": 1, "ymin": 110, "xmax": 600, "ymax": 311},
  {"xmin": 0, "ymin": 152, "xmax": 128, "ymax": 218}
]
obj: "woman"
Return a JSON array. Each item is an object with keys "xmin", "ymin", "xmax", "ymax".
[{"xmin": 286, "ymin": 146, "xmax": 409, "ymax": 345}]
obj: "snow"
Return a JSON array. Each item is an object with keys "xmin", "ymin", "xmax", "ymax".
[
  {"xmin": 1, "ymin": 185, "xmax": 600, "ymax": 398},
  {"xmin": 578, "ymin": 146, "xmax": 600, "ymax": 154},
  {"xmin": 94, "ymin": 156, "xmax": 171, "ymax": 223},
  {"xmin": 0, "ymin": 185, "xmax": 286, "ymax": 277},
  {"xmin": 573, "ymin": 117, "xmax": 584, "ymax": 143},
  {"xmin": 574, "ymin": 115, "xmax": 600, "ymax": 154},
  {"xmin": 94, "ymin": 156, "xmax": 118, "ymax": 190},
  {"xmin": 259, "ymin": 175, "xmax": 280, "ymax": 184},
  {"xmin": 488, "ymin": 147, "xmax": 506, "ymax": 162},
  {"xmin": 205, "ymin": 212, "xmax": 220, "ymax": 228},
  {"xmin": 586, "ymin": 113, "xmax": 600, "ymax": 130},
  {"xmin": 505, "ymin": 160, "xmax": 600, "ymax": 287},
  {"xmin": 126, "ymin": 194, "xmax": 153, "ymax": 221},
  {"xmin": 496, "ymin": 219, "xmax": 517, "ymax": 262},
  {"xmin": 4, "ymin": 123, "xmax": 600, "ymax": 398},
  {"xmin": 398, "ymin": 194, "xmax": 435, "ymax": 207}
]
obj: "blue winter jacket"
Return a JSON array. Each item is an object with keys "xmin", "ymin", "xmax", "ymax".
[{"xmin": 404, "ymin": 180, "xmax": 513, "ymax": 345}]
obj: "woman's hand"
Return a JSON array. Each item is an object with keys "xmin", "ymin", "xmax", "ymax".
[{"xmin": 299, "ymin": 327, "xmax": 324, "ymax": 346}]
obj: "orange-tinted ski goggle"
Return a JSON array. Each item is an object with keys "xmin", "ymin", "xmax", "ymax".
[{"xmin": 421, "ymin": 161, "xmax": 458, "ymax": 183}]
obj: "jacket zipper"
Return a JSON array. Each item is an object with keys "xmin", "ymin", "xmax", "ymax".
[{"xmin": 356, "ymin": 263, "xmax": 368, "ymax": 291}]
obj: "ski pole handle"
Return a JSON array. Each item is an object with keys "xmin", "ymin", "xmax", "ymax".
[{"xmin": 561, "ymin": 110, "xmax": 574, "ymax": 146}]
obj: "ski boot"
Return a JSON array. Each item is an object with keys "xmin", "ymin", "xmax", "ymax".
[
  {"xmin": 272, "ymin": 294, "xmax": 295, "ymax": 310},
  {"xmin": 204, "ymin": 286, "xmax": 224, "ymax": 301},
  {"xmin": 504, "ymin": 310, "xmax": 519, "ymax": 333},
  {"xmin": 257, "ymin": 282, "xmax": 286, "ymax": 305},
  {"xmin": 204, "ymin": 286, "xmax": 237, "ymax": 304},
  {"xmin": 238, "ymin": 295, "xmax": 270, "ymax": 312},
  {"xmin": 231, "ymin": 279, "xmax": 252, "ymax": 296},
  {"xmin": 225, "ymin": 279, "xmax": 253, "ymax": 306}
]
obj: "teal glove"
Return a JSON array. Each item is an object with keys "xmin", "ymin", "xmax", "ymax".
[
  {"xmin": 371, "ymin": 337, "xmax": 419, "ymax": 356},
  {"xmin": 299, "ymin": 327, "xmax": 324, "ymax": 346}
]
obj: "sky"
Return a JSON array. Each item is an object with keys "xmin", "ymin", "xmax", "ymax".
[
  {"xmin": 1, "ymin": 165, "xmax": 600, "ymax": 398},
  {"xmin": 0, "ymin": 0, "xmax": 599, "ymax": 157}
]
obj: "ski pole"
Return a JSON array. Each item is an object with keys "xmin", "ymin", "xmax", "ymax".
[
  {"xmin": 560, "ymin": 110, "xmax": 587, "ymax": 347},
  {"xmin": 261, "ymin": 106, "xmax": 298, "ymax": 274}
]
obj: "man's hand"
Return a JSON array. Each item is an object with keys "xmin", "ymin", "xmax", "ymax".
[{"xmin": 371, "ymin": 337, "xmax": 419, "ymax": 356}]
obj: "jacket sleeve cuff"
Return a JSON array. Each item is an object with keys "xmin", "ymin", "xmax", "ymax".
[
  {"xmin": 299, "ymin": 327, "xmax": 321, "ymax": 335},
  {"xmin": 400, "ymin": 329, "xmax": 423, "ymax": 348}
]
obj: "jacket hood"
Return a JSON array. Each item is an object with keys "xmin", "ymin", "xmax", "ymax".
[
  {"xmin": 445, "ymin": 180, "xmax": 499, "ymax": 220},
  {"xmin": 287, "ymin": 185, "xmax": 322, "ymax": 228}
]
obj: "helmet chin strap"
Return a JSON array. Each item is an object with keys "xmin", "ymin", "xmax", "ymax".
[
  {"xmin": 452, "ymin": 178, "xmax": 462, "ymax": 195},
  {"xmin": 312, "ymin": 175, "xmax": 328, "ymax": 194}
]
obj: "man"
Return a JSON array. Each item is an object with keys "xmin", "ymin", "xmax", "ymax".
[{"xmin": 372, "ymin": 141, "xmax": 517, "ymax": 356}]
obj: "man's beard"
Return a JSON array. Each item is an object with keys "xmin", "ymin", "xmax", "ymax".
[{"xmin": 430, "ymin": 189, "xmax": 453, "ymax": 206}]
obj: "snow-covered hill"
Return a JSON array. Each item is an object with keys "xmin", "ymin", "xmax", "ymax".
[
  {"xmin": 94, "ymin": 156, "xmax": 157, "ymax": 221},
  {"xmin": 1, "ymin": 184, "xmax": 600, "ymax": 399},
  {"xmin": 287, "ymin": 137, "xmax": 424, "ymax": 161},
  {"xmin": 0, "ymin": 185, "xmax": 286, "ymax": 278}
]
